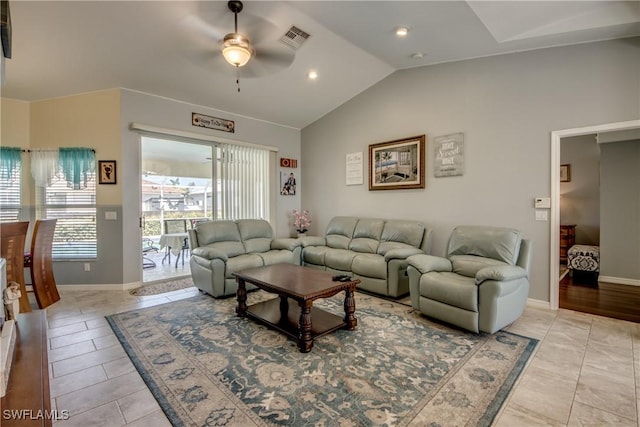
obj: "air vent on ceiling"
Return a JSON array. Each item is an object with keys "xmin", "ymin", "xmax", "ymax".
[{"xmin": 279, "ymin": 26, "xmax": 310, "ymax": 50}]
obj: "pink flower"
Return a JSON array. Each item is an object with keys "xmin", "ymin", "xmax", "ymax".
[{"xmin": 293, "ymin": 209, "xmax": 311, "ymax": 233}]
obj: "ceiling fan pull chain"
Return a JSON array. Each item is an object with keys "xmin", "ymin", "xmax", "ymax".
[{"xmin": 236, "ymin": 67, "xmax": 241, "ymax": 92}]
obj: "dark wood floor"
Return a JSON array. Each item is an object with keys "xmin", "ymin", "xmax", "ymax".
[{"xmin": 560, "ymin": 273, "xmax": 640, "ymax": 323}]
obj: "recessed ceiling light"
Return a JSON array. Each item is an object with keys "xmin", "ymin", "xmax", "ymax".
[
  {"xmin": 411, "ymin": 52, "xmax": 425, "ymax": 59},
  {"xmin": 395, "ymin": 27, "xmax": 409, "ymax": 37},
  {"xmin": 308, "ymin": 70, "xmax": 318, "ymax": 80}
]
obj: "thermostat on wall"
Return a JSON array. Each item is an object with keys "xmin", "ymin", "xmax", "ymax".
[{"xmin": 534, "ymin": 197, "xmax": 551, "ymax": 209}]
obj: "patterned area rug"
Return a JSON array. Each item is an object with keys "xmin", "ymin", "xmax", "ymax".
[
  {"xmin": 130, "ymin": 278, "xmax": 196, "ymax": 296},
  {"xmin": 107, "ymin": 291, "xmax": 537, "ymax": 426}
]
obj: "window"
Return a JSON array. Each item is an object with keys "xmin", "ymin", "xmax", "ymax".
[
  {"xmin": 0, "ymin": 165, "xmax": 21, "ymax": 222},
  {"xmin": 37, "ymin": 173, "xmax": 97, "ymax": 259}
]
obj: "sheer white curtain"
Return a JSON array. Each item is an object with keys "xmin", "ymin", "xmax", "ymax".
[
  {"xmin": 30, "ymin": 149, "xmax": 59, "ymax": 187},
  {"xmin": 217, "ymin": 143, "xmax": 269, "ymax": 220}
]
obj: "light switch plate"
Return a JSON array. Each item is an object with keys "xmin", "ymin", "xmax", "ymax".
[
  {"xmin": 105, "ymin": 211, "xmax": 117, "ymax": 220},
  {"xmin": 535, "ymin": 210, "xmax": 548, "ymax": 221}
]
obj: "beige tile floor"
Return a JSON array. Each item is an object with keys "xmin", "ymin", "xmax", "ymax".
[{"xmin": 43, "ymin": 287, "xmax": 639, "ymax": 426}]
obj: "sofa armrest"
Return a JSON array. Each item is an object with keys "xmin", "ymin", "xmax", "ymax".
[
  {"xmin": 406, "ymin": 254, "xmax": 452, "ymax": 274},
  {"xmin": 299, "ymin": 236, "xmax": 326, "ymax": 247},
  {"xmin": 476, "ymin": 265, "xmax": 527, "ymax": 284},
  {"xmin": 384, "ymin": 247, "xmax": 424, "ymax": 262},
  {"xmin": 191, "ymin": 247, "xmax": 229, "ymax": 262},
  {"xmin": 271, "ymin": 238, "xmax": 302, "ymax": 251}
]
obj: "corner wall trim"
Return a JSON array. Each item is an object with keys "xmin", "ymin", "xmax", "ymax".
[
  {"xmin": 57, "ymin": 282, "xmax": 141, "ymax": 292},
  {"xmin": 598, "ymin": 276, "xmax": 640, "ymax": 287},
  {"xmin": 527, "ymin": 298, "xmax": 551, "ymax": 310}
]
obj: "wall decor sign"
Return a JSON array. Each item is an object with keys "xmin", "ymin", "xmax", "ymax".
[
  {"xmin": 280, "ymin": 158, "xmax": 298, "ymax": 168},
  {"xmin": 560, "ymin": 164, "xmax": 571, "ymax": 182},
  {"xmin": 346, "ymin": 151, "xmax": 363, "ymax": 186},
  {"xmin": 192, "ymin": 112, "xmax": 235, "ymax": 133},
  {"xmin": 434, "ymin": 132, "xmax": 464, "ymax": 177},
  {"xmin": 369, "ymin": 135, "xmax": 426, "ymax": 191},
  {"xmin": 98, "ymin": 160, "xmax": 117, "ymax": 184}
]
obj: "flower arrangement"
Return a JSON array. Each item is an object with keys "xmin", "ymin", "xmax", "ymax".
[{"xmin": 293, "ymin": 209, "xmax": 311, "ymax": 234}]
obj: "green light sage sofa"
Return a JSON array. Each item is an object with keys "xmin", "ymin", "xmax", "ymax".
[
  {"xmin": 301, "ymin": 216, "xmax": 432, "ymax": 298},
  {"xmin": 188, "ymin": 219, "xmax": 302, "ymax": 298},
  {"xmin": 407, "ymin": 225, "xmax": 532, "ymax": 333}
]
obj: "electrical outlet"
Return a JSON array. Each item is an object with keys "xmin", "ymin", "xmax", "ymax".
[{"xmin": 84, "ymin": 263, "xmax": 90, "ymax": 272}]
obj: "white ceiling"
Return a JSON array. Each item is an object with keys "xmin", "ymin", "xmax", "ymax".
[{"xmin": 2, "ymin": 1, "xmax": 639, "ymax": 129}]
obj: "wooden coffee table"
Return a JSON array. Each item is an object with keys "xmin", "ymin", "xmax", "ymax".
[{"xmin": 233, "ymin": 264, "xmax": 359, "ymax": 353}]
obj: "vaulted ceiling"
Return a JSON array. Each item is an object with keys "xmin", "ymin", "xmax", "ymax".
[{"xmin": 2, "ymin": 1, "xmax": 639, "ymax": 129}]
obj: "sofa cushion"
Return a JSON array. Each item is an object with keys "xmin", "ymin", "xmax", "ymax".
[
  {"xmin": 352, "ymin": 253, "xmax": 386, "ymax": 279},
  {"xmin": 194, "ymin": 220, "xmax": 244, "ymax": 250},
  {"xmin": 447, "ymin": 226, "xmax": 522, "ymax": 265},
  {"xmin": 449, "ymin": 255, "xmax": 508, "ymax": 278},
  {"xmin": 325, "ymin": 216, "xmax": 358, "ymax": 249},
  {"xmin": 349, "ymin": 218, "xmax": 384, "ymax": 253},
  {"xmin": 257, "ymin": 250, "xmax": 295, "ymax": 266},
  {"xmin": 377, "ymin": 241, "xmax": 418, "ymax": 256},
  {"xmin": 225, "ymin": 254, "xmax": 264, "ymax": 278},
  {"xmin": 421, "ymin": 272, "xmax": 478, "ymax": 312},
  {"xmin": 381, "ymin": 220, "xmax": 425, "ymax": 248},
  {"xmin": 303, "ymin": 246, "xmax": 329, "ymax": 266},
  {"xmin": 237, "ymin": 219, "xmax": 273, "ymax": 253},
  {"xmin": 325, "ymin": 248, "xmax": 359, "ymax": 272}
]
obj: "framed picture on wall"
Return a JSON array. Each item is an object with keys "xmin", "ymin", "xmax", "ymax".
[
  {"xmin": 560, "ymin": 164, "xmax": 571, "ymax": 182},
  {"xmin": 369, "ymin": 135, "xmax": 426, "ymax": 190},
  {"xmin": 98, "ymin": 160, "xmax": 117, "ymax": 184}
]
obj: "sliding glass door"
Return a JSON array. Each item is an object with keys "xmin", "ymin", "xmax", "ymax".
[{"xmin": 140, "ymin": 137, "xmax": 213, "ymax": 283}]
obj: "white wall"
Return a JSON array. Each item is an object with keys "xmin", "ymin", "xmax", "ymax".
[
  {"xmin": 301, "ymin": 39, "xmax": 640, "ymax": 303},
  {"xmin": 119, "ymin": 89, "xmax": 301, "ymax": 284}
]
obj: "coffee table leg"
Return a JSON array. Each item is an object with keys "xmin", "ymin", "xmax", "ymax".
[
  {"xmin": 344, "ymin": 287, "xmax": 357, "ymax": 330},
  {"xmin": 236, "ymin": 279, "xmax": 247, "ymax": 317},
  {"xmin": 298, "ymin": 301, "xmax": 313, "ymax": 353},
  {"xmin": 279, "ymin": 295, "xmax": 289, "ymax": 324}
]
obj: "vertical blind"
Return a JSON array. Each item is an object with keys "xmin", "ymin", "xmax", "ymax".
[{"xmin": 217, "ymin": 143, "xmax": 269, "ymax": 220}]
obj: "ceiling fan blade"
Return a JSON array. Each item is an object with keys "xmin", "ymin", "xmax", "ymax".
[
  {"xmin": 180, "ymin": 14, "xmax": 226, "ymax": 42},
  {"xmin": 237, "ymin": 43, "xmax": 295, "ymax": 78}
]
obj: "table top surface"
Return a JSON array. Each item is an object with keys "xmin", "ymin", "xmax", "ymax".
[{"xmin": 233, "ymin": 264, "xmax": 359, "ymax": 300}]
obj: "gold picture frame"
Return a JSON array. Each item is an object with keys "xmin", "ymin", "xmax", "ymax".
[{"xmin": 369, "ymin": 135, "xmax": 426, "ymax": 190}]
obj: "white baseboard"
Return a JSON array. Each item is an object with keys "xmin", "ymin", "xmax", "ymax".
[
  {"xmin": 57, "ymin": 282, "xmax": 142, "ymax": 292},
  {"xmin": 527, "ymin": 298, "xmax": 551, "ymax": 310},
  {"xmin": 598, "ymin": 276, "xmax": 640, "ymax": 287}
]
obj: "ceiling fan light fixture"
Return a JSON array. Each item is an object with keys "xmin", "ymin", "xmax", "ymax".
[{"xmin": 222, "ymin": 33, "xmax": 252, "ymax": 67}]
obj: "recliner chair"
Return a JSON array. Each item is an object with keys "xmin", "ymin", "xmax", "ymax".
[{"xmin": 407, "ymin": 225, "xmax": 532, "ymax": 334}]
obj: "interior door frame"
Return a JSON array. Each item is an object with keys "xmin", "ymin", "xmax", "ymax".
[{"xmin": 549, "ymin": 119, "xmax": 640, "ymax": 309}]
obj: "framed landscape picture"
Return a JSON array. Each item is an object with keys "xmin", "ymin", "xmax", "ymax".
[{"xmin": 369, "ymin": 135, "xmax": 426, "ymax": 190}]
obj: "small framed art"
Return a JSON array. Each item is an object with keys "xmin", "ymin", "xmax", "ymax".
[{"xmin": 98, "ymin": 160, "xmax": 117, "ymax": 184}]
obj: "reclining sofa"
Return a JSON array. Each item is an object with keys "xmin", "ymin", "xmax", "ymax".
[
  {"xmin": 407, "ymin": 225, "xmax": 532, "ymax": 334},
  {"xmin": 189, "ymin": 219, "xmax": 302, "ymax": 298},
  {"xmin": 301, "ymin": 216, "xmax": 432, "ymax": 298}
]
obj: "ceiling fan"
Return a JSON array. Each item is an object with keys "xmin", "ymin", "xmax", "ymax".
[{"xmin": 181, "ymin": 1, "xmax": 297, "ymax": 91}]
